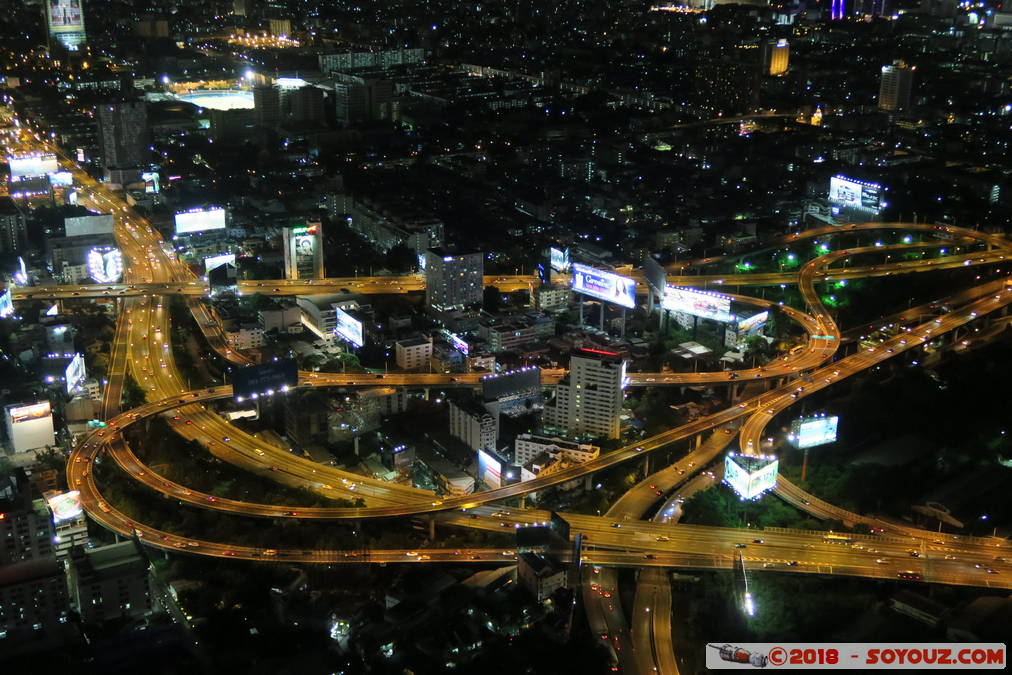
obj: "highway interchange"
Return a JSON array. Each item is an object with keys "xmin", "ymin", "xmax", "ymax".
[{"xmin": 5, "ymin": 124, "xmax": 1012, "ymax": 674}]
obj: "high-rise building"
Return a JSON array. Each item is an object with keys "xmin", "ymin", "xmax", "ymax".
[
  {"xmin": 96, "ymin": 102, "xmax": 148, "ymax": 182},
  {"xmin": 253, "ymin": 86, "xmax": 281, "ymax": 128},
  {"xmin": 67, "ymin": 540, "xmax": 156, "ymax": 627},
  {"xmin": 424, "ymin": 248, "xmax": 484, "ymax": 311},
  {"xmin": 448, "ymin": 397, "xmax": 498, "ymax": 451},
  {"xmin": 694, "ymin": 60, "xmax": 759, "ymax": 116},
  {"xmin": 543, "ymin": 349, "xmax": 627, "ymax": 440},
  {"xmin": 332, "ymin": 79, "xmax": 398, "ymax": 125},
  {"xmin": 0, "ymin": 472, "xmax": 56, "ymax": 564},
  {"xmin": 0, "ymin": 196, "xmax": 27, "ymax": 254},
  {"xmin": 44, "ymin": 0, "xmax": 86, "ymax": 51},
  {"xmin": 0, "ymin": 557, "xmax": 74, "ymax": 656},
  {"xmin": 282, "ymin": 220, "xmax": 324, "ymax": 279},
  {"xmin": 879, "ymin": 61, "xmax": 915, "ymax": 112},
  {"xmin": 288, "ymin": 86, "xmax": 326, "ymax": 125},
  {"xmin": 761, "ymin": 39, "xmax": 790, "ymax": 76}
]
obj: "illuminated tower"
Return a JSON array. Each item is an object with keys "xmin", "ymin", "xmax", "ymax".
[
  {"xmin": 761, "ymin": 39, "xmax": 790, "ymax": 76},
  {"xmin": 878, "ymin": 60, "xmax": 915, "ymax": 112}
]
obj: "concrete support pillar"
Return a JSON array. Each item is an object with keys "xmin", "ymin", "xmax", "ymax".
[
  {"xmin": 519, "ymin": 495, "xmax": 526, "ymax": 510},
  {"xmin": 695, "ymin": 433, "xmax": 703, "ymax": 450},
  {"xmin": 584, "ymin": 474, "xmax": 593, "ymax": 490},
  {"xmin": 429, "ymin": 515, "xmax": 436, "ymax": 541},
  {"xmin": 423, "ymin": 388, "xmax": 430, "ymax": 401}
]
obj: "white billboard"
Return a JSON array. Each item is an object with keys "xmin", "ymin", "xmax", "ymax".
[
  {"xmin": 204, "ymin": 253, "xmax": 236, "ymax": 274},
  {"xmin": 550, "ymin": 247, "xmax": 571, "ymax": 272},
  {"xmin": 141, "ymin": 171, "xmax": 160, "ymax": 194},
  {"xmin": 87, "ymin": 247, "xmax": 123, "ymax": 283},
  {"xmin": 65, "ymin": 213, "xmax": 115, "ymax": 237},
  {"xmin": 7, "ymin": 153, "xmax": 58, "ymax": 178},
  {"xmin": 65, "ymin": 353, "xmax": 86, "ymax": 394},
  {"xmin": 829, "ymin": 176, "xmax": 883, "ymax": 213},
  {"xmin": 724, "ymin": 453, "xmax": 778, "ymax": 500},
  {"xmin": 792, "ymin": 415, "xmax": 839, "ymax": 449},
  {"xmin": 174, "ymin": 207, "xmax": 226, "ymax": 234},
  {"xmin": 0, "ymin": 289, "xmax": 12, "ymax": 318},
  {"xmin": 477, "ymin": 449, "xmax": 503, "ymax": 489},
  {"xmin": 46, "ymin": 491, "xmax": 83, "ymax": 523},
  {"xmin": 5, "ymin": 402, "xmax": 56, "ymax": 453},
  {"xmin": 663, "ymin": 286, "xmax": 732, "ymax": 323},
  {"xmin": 571, "ymin": 263, "xmax": 636, "ymax": 309},
  {"xmin": 49, "ymin": 171, "xmax": 73, "ymax": 187},
  {"xmin": 334, "ymin": 307, "xmax": 363, "ymax": 347}
]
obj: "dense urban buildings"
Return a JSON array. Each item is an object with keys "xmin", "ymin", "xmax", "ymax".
[{"xmin": 0, "ymin": 0, "xmax": 1011, "ymax": 670}]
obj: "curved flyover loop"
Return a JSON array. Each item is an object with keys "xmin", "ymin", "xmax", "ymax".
[{"xmin": 71, "ymin": 244, "xmax": 1003, "ymax": 526}]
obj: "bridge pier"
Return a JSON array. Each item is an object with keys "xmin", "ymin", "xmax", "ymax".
[
  {"xmin": 423, "ymin": 388, "xmax": 430, "ymax": 401},
  {"xmin": 695, "ymin": 433, "xmax": 703, "ymax": 450},
  {"xmin": 429, "ymin": 515, "xmax": 436, "ymax": 541}
]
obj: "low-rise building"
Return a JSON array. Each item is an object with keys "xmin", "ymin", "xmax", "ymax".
[
  {"xmin": 395, "ymin": 335, "xmax": 433, "ymax": 370},
  {"xmin": 514, "ymin": 434, "xmax": 599, "ymax": 467},
  {"xmin": 517, "ymin": 552, "xmax": 567, "ymax": 603},
  {"xmin": 478, "ymin": 312, "xmax": 555, "ymax": 353}
]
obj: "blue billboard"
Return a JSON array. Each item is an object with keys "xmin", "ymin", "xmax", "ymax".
[{"xmin": 571, "ymin": 263, "xmax": 636, "ymax": 309}]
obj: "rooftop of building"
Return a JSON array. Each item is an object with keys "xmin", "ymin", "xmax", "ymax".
[
  {"xmin": 396, "ymin": 335, "xmax": 432, "ymax": 348},
  {"xmin": 518, "ymin": 552, "xmax": 563, "ymax": 578},
  {"xmin": 0, "ymin": 556, "xmax": 63, "ymax": 588}
]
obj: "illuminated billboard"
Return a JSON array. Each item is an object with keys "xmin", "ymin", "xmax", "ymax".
[
  {"xmin": 829, "ymin": 176, "xmax": 883, "ymax": 213},
  {"xmin": 7, "ymin": 153, "xmax": 59, "ymax": 178},
  {"xmin": 738, "ymin": 311, "xmax": 769, "ymax": 336},
  {"xmin": 549, "ymin": 247, "xmax": 571, "ymax": 272},
  {"xmin": 174, "ymin": 207, "xmax": 226, "ymax": 234},
  {"xmin": 724, "ymin": 452, "xmax": 778, "ymax": 500},
  {"xmin": 65, "ymin": 213, "xmax": 114, "ymax": 237},
  {"xmin": 49, "ymin": 171, "xmax": 73, "ymax": 187},
  {"xmin": 232, "ymin": 359, "xmax": 298, "ymax": 400},
  {"xmin": 204, "ymin": 253, "xmax": 236, "ymax": 274},
  {"xmin": 5, "ymin": 401, "xmax": 55, "ymax": 453},
  {"xmin": 284, "ymin": 221, "xmax": 324, "ymax": 279},
  {"xmin": 477, "ymin": 449, "xmax": 504, "ymax": 489},
  {"xmin": 790, "ymin": 415, "xmax": 839, "ymax": 449},
  {"xmin": 65, "ymin": 353, "xmax": 86, "ymax": 394},
  {"xmin": 663, "ymin": 286, "xmax": 732, "ymax": 323},
  {"xmin": 46, "ymin": 491, "xmax": 83, "ymax": 523},
  {"xmin": 571, "ymin": 263, "xmax": 636, "ymax": 309},
  {"xmin": 448, "ymin": 332, "xmax": 469, "ymax": 356},
  {"xmin": 0, "ymin": 289, "xmax": 12, "ymax": 318},
  {"xmin": 141, "ymin": 171, "xmax": 160, "ymax": 194},
  {"xmin": 87, "ymin": 247, "xmax": 123, "ymax": 283},
  {"xmin": 334, "ymin": 307, "xmax": 364, "ymax": 347}
]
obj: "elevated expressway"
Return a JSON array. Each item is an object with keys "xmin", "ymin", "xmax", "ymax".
[{"xmin": 7, "ymin": 130, "xmax": 1012, "ymax": 662}]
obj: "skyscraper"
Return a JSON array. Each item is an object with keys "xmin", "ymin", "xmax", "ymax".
[
  {"xmin": 96, "ymin": 102, "xmax": 148, "ymax": 183},
  {"xmin": 878, "ymin": 61, "xmax": 915, "ymax": 112},
  {"xmin": 761, "ymin": 39, "xmax": 790, "ymax": 76},
  {"xmin": 543, "ymin": 349, "xmax": 627, "ymax": 440},
  {"xmin": 694, "ymin": 60, "xmax": 759, "ymax": 116},
  {"xmin": 424, "ymin": 248, "xmax": 484, "ymax": 311},
  {"xmin": 0, "ymin": 197, "xmax": 27, "ymax": 254}
]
